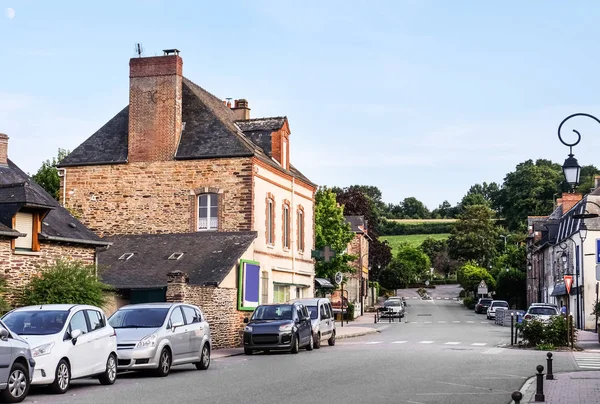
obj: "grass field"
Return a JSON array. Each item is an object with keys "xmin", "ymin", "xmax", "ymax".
[{"xmin": 380, "ymin": 233, "xmax": 450, "ymax": 254}]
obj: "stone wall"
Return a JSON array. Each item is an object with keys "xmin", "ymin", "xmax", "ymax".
[
  {"xmin": 0, "ymin": 238, "xmax": 95, "ymax": 305},
  {"xmin": 60, "ymin": 158, "xmax": 253, "ymax": 237},
  {"xmin": 166, "ymin": 271, "xmax": 250, "ymax": 349}
]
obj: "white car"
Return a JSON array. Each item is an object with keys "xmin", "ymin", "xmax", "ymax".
[
  {"xmin": 486, "ymin": 300, "xmax": 509, "ymax": 320},
  {"xmin": 524, "ymin": 305, "xmax": 559, "ymax": 322},
  {"xmin": 2, "ymin": 304, "xmax": 117, "ymax": 394}
]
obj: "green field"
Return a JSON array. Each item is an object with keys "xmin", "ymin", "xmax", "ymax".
[{"xmin": 381, "ymin": 234, "xmax": 450, "ymax": 254}]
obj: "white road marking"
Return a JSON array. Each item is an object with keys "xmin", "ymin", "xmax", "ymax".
[
  {"xmin": 471, "ymin": 343, "xmax": 487, "ymax": 346},
  {"xmin": 444, "ymin": 342, "xmax": 461, "ymax": 345},
  {"xmin": 419, "ymin": 341, "xmax": 434, "ymax": 344},
  {"xmin": 466, "ymin": 321, "xmax": 474, "ymax": 323},
  {"xmin": 365, "ymin": 341, "xmax": 383, "ymax": 344},
  {"xmin": 392, "ymin": 341, "xmax": 408, "ymax": 344},
  {"xmin": 482, "ymin": 348, "xmax": 504, "ymax": 354},
  {"xmin": 574, "ymin": 353, "xmax": 600, "ymax": 369},
  {"xmin": 444, "ymin": 297, "xmax": 449, "ymax": 300},
  {"xmin": 424, "ymin": 321, "xmax": 432, "ymax": 323},
  {"xmin": 481, "ymin": 321, "xmax": 489, "ymax": 324},
  {"xmin": 438, "ymin": 321, "xmax": 447, "ymax": 323},
  {"xmin": 436, "ymin": 297, "xmax": 441, "ymax": 300},
  {"xmin": 452, "ymin": 321, "xmax": 460, "ymax": 323}
]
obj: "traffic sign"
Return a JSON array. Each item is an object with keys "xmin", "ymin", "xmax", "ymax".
[
  {"xmin": 334, "ymin": 272, "xmax": 343, "ymax": 285},
  {"xmin": 477, "ymin": 280, "xmax": 488, "ymax": 296},
  {"xmin": 564, "ymin": 275, "xmax": 573, "ymax": 294}
]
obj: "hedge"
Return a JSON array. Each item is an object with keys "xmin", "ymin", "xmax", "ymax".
[{"xmin": 379, "ymin": 220, "xmax": 455, "ymax": 236}]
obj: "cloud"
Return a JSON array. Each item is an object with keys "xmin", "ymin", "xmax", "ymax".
[{"xmin": 5, "ymin": 8, "xmax": 15, "ymax": 20}]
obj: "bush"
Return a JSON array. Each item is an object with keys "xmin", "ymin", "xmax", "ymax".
[
  {"xmin": 18, "ymin": 259, "xmax": 113, "ymax": 307},
  {"xmin": 346, "ymin": 302, "xmax": 355, "ymax": 320},
  {"xmin": 379, "ymin": 220, "xmax": 455, "ymax": 236},
  {"xmin": 463, "ymin": 296, "xmax": 476, "ymax": 309},
  {"xmin": 459, "ymin": 289, "xmax": 466, "ymax": 298},
  {"xmin": 520, "ymin": 316, "xmax": 575, "ymax": 348}
]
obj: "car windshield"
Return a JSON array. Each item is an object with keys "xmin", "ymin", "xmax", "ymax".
[
  {"xmin": 252, "ymin": 305, "xmax": 293, "ymax": 321},
  {"xmin": 3, "ymin": 310, "xmax": 69, "ymax": 335},
  {"xmin": 480, "ymin": 300, "xmax": 492, "ymax": 304},
  {"xmin": 307, "ymin": 306, "xmax": 319, "ymax": 320},
  {"xmin": 493, "ymin": 302, "xmax": 509, "ymax": 307},
  {"xmin": 108, "ymin": 308, "xmax": 169, "ymax": 328},
  {"xmin": 530, "ymin": 307, "xmax": 557, "ymax": 315},
  {"xmin": 384, "ymin": 300, "xmax": 401, "ymax": 306}
]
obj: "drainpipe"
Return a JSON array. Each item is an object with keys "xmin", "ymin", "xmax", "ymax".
[
  {"xmin": 291, "ymin": 176, "xmax": 296, "ymax": 293},
  {"xmin": 57, "ymin": 168, "xmax": 67, "ymax": 207}
]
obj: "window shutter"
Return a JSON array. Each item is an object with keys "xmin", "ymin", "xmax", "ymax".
[{"xmin": 14, "ymin": 212, "xmax": 33, "ymax": 250}]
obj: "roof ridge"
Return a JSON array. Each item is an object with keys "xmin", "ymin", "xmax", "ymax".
[{"xmin": 235, "ymin": 116, "xmax": 287, "ymax": 122}]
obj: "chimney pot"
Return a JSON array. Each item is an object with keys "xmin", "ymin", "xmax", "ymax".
[
  {"xmin": 231, "ymin": 98, "xmax": 251, "ymax": 120},
  {"xmin": 594, "ymin": 175, "xmax": 600, "ymax": 189},
  {"xmin": 0, "ymin": 133, "xmax": 8, "ymax": 166}
]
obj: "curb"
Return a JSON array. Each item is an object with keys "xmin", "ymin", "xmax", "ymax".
[
  {"xmin": 337, "ymin": 329, "xmax": 380, "ymax": 339},
  {"xmin": 511, "ymin": 375, "xmax": 535, "ymax": 404}
]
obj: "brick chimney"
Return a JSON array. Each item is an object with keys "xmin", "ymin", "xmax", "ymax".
[
  {"xmin": 595, "ymin": 175, "xmax": 600, "ymax": 189},
  {"xmin": 559, "ymin": 192, "xmax": 583, "ymax": 213},
  {"xmin": 128, "ymin": 50, "xmax": 183, "ymax": 163},
  {"xmin": 0, "ymin": 133, "xmax": 8, "ymax": 166},
  {"xmin": 231, "ymin": 99, "xmax": 250, "ymax": 121}
]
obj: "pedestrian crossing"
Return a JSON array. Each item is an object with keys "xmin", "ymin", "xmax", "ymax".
[
  {"xmin": 401, "ymin": 320, "xmax": 493, "ymax": 324},
  {"xmin": 339, "ymin": 340, "xmax": 492, "ymax": 347},
  {"xmin": 408, "ymin": 297, "xmax": 456, "ymax": 300},
  {"xmin": 573, "ymin": 352, "xmax": 600, "ymax": 370}
]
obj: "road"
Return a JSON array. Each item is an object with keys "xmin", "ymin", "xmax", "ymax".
[{"xmin": 25, "ymin": 289, "xmax": 581, "ymax": 404}]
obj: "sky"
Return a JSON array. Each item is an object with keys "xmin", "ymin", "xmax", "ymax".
[{"xmin": 3, "ymin": 1, "xmax": 600, "ymax": 210}]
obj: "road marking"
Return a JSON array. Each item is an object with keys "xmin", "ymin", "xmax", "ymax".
[
  {"xmin": 424, "ymin": 321, "xmax": 432, "ymax": 323},
  {"xmin": 466, "ymin": 321, "xmax": 474, "ymax": 323},
  {"xmin": 444, "ymin": 297, "xmax": 449, "ymax": 300},
  {"xmin": 365, "ymin": 341, "xmax": 383, "ymax": 344},
  {"xmin": 573, "ymin": 353, "xmax": 600, "ymax": 369},
  {"xmin": 452, "ymin": 321, "xmax": 460, "ymax": 323},
  {"xmin": 482, "ymin": 348, "xmax": 504, "ymax": 354},
  {"xmin": 436, "ymin": 297, "xmax": 441, "ymax": 300},
  {"xmin": 471, "ymin": 343, "xmax": 487, "ymax": 346},
  {"xmin": 419, "ymin": 341, "xmax": 434, "ymax": 344},
  {"xmin": 438, "ymin": 321, "xmax": 447, "ymax": 323},
  {"xmin": 412, "ymin": 297, "xmax": 418, "ymax": 299},
  {"xmin": 481, "ymin": 321, "xmax": 489, "ymax": 324},
  {"xmin": 392, "ymin": 341, "xmax": 408, "ymax": 344},
  {"xmin": 444, "ymin": 342, "xmax": 461, "ymax": 345}
]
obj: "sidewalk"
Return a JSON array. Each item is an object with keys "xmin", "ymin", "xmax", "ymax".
[
  {"xmin": 512, "ymin": 330, "xmax": 600, "ymax": 404},
  {"xmin": 212, "ymin": 315, "xmax": 379, "ymax": 359}
]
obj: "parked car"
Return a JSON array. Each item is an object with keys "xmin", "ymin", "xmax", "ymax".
[
  {"xmin": 474, "ymin": 298, "xmax": 493, "ymax": 314},
  {"xmin": 290, "ymin": 298, "xmax": 336, "ymax": 348},
  {"xmin": 486, "ymin": 300, "xmax": 509, "ymax": 320},
  {"xmin": 243, "ymin": 302, "xmax": 313, "ymax": 355},
  {"xmin": 381, "ymin": 299, "xmax": 405, "ymax": 318},
  {"xmin": 524, "ymin": 305, "xmax": 559, "ymax": 322},
  {"xmin": 108, "ymin": 303, "xmax": 211, "ymax": 376},
  {"xmin": 2, "ymin": 304, "xmax": 117, "ymax": 394},
  {"xmin": 0, "ymin": 320, "xmax": 34, "ymax": 403}
]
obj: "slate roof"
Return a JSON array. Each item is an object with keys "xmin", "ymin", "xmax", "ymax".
[
  {"xmin": 345, "ymin": 216, "xmax": 366, "ymax": 233},
  {"xmin": 98, "ymin": 231, "xmax": 257, "ymax": 289},
  {"xmin": 0, "ymin": 223, "xmax": 22, "ymax": 238},
  {"xmin": 58, "ymin": 76, "xmax": 315, "ymax": 186},
  {"xmin": 0, "ymin": 159, "xmax": 109, "ymax": 246}
]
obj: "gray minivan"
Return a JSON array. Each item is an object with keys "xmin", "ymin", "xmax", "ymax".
[
  {"xmin": 0, "ymin": 320, "xmax": 34, "ymax": 403},
  {"xmin": 290, "ymin": 298, "xmax": 336, "ymax": 348}
]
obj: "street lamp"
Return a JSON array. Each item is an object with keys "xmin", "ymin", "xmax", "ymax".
[{"xmin": 558, "ymin": 113, "xmax": 600, "ymax": 190}]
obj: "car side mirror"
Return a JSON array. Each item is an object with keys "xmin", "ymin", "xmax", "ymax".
[
  {"xmin": 243, "ymin": 318, "xmax": 249, "ymax": 324},
  {"xmin": 0, "ymin": 328, "xmax": 9, "ymax": 340},
  {"xmin": 172, "ymin": 322, "xmax": 184, "ymax": 330},
  {"xmin": 70, "ymin": 329, "xmax": 82, "ymax": 344}
]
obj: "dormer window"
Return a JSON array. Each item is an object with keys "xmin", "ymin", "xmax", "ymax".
[
  {"xmin": 198, "ymin": 193, "xmax": 218, "ymax": 231},
  {"xmin": 13, "ymin": 211, "xmax": 40, "ymax": 252}
]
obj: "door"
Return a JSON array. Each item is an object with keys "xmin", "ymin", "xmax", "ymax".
[
  {"xmin": 0, "ymin": 324, "xmax": 12, "ymax": 384},
  {"xmin": 86, "ymin": 310, "xmax": 111, "ymax": 373},
  {"xmin": 319, "ymin": 303, "xmax": 332, "ymax": 339},
  {"xmin": 66, "ymin": 310, "xmax": 92, "ymax": 378},
  {"xmin": 295, "ymin": 305, "xmax": 311, "ymax": 345},
  {"xmin": 166, "ymin": 306, "xmax": 188, "ymax": 361},
  {"xmin": 181, "ymin": 306, "xmax": 203, "ymax": 359}
]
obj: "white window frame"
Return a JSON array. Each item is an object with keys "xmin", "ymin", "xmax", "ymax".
[
  {"xmin": 267, "ymin": 199, "xmax": 274, "ymax": 245},
  {"xmin": 283, "ymin": 205, "xmax": 290, "ymax": 249},
  {"xmin": 297, "ymin": 210, "xmax": 304, "ymax": 251},
  {"xmin": 198, "ymin": 193, "xmax": 218, "ymax": 231}
]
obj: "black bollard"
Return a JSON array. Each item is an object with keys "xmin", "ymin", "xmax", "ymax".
[
  {"xmin": 535, "ymin": 365, "xmax": 545, "ymax": 402},
  {"xmin": 511, "ymin": 391, "xmax": 523, "ymax": 403},
  {"xmin": 511, "ymin": 313, "xmax": 514, "ymax": 346},
  {"xmin": 546, "ymin": 352, "xmax": 554, "ymax": 380},
  {"xmin": 374, "ymin": 313, "xmax": 377, "ymax": 323}
]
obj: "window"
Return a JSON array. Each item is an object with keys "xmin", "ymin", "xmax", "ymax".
[
  {"xmin": 14, "ymin": 211, "xmax": 40, "ymax": 251},
  {"xmin": 282, "ymin": 140, "xmax": 288, "ymax": 168},
  {"xmin": 69, "ymin": 311, "xmax": 89, "ymax": 335},
  {"xmin": 283, "ymin": 205, "xmax": 290, "ymax": 249},
  {"xmin": 320, "ymin": 304, "xmax": 329, "ymax": 319},
  {"xmin": 273, "ymin": 284, "xmax": 290, "ymax": 303},
  {"xmin": 295, "ymin": 306, "xmax": 303, "ymax": 320},
  {"xmin": 169, "ymin": 306, "xmax": 185, "ymax": 327},
  {"xmin": 261, "ymin": 271, "xmax": 269, "ymax": 304},
  {"xmin": 267, "ymin": 198, "xmax": 274, "ymax": 245},
  {"xmin": 87, "ymin": 310, "xmax": 105, "ymax": 331},
  {"xmin": 198, "ymin": 193, "xmax": 218, "ymax": 230},
  {"xmin": 195, "ymin": 309, "xmax": 204, "ymax": 323},
  {"xmin": 182, "ymin": 306, "xmax": 199, "ymax": 324},
  {"xmin": 297, "ymin": 209, "xmax": 305, "ymax": 251}
]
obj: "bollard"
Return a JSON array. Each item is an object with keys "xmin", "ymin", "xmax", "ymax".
[
  {"xmin": 534, "ymin": 365, "xmax": 545, "ymax": 402},
  {"xmin": 374, "ymin": 313, "xmax": 377, "ymax": 323},
  {"xmin": 511, "ymin": 391, "xmax": 523, "ymax": 403},
  {"xmin": 546, "ymin": 352, "xmax": 554, "ymax": 380},
  {"xmin": 511, "ymin": 313, "xmax": 514, "ymax": 346}
]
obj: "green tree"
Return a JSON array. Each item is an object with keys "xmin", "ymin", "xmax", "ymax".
[
  {"xmin": 398, "ymin": 197, "xmax": 430, "ymax": 219},
  {"xmin": 420, "ymin": 237, "xmax": 447, "ymax": 263},
  {"xmin": 380, "ymin": 243, "xmax": 431, "ymax": 290},
  {"xmin": 18, "ymin": 259, "xmax": 112, "ymax": 307},
  {"xmin": 457, "ymin": 261, "xmax": 496, "ymax": 295},
  {"xmin": 431, "ymin": 200, "xmax": 454, "ymax": 219},
  {"xmin": 575, "ymin": 165, "xmax": 600, "ymax": 194},
  {"xmin": 447, "ymin": 204, "xmax": 498, "ymax": 267},
  {"xmin": 495, "ymin": 269, "xmax": 526, "ymax": 309},
  {"xmin": 31, "ymin": 149, "xmax": 69, "ymax": 200},
  {"xmin": 314, "ymin": 187, "xmax": 356, "ymax": 280}
]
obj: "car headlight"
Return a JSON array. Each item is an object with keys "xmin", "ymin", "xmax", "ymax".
[
  {"xmin": 279, "ymin": 323, "xmax": 294, "ymax": 332},
  {"xmin": 32, "ymin": 342, "xmax": 55, "ymax": 357},
  {"xmin": 244, "ymin": 326, "xmax": 253, "ymax": 332},
  {"xmin": 136, "ymin": 334, "xmax": 157, "ymax": 348}
]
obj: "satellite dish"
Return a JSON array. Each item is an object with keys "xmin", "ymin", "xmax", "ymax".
[{"xmin": 334, "ymin": 272, "xmax": 343, "ymax": 285}]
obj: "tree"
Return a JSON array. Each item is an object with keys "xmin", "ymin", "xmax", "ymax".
[
  {"xmin": 420, "ymin": 237, "xmax": 447, "ymax": 263},
  {"xmin": 334, "ymin": 187, "xmax": 381, "ymax": 236},
  {"xmin": 432, "ymin": 249, "xmax": 460, "ymax": 278},
  {"xmin": 380, "ymin": 243, "xmax": 431, "ymax": 290},
  {"xmin": 367, "ymin": 237, "xmax": 393, "ymax": 282},
  {"xmin": 495, "ymin": 269, "xmax": 526, "ymax": 309},
  {"xmin": 431, "ymin": 200, "xmax": 453, "ymax": 219},
  {"xmin": 397, "ymin": 197, "xmax": 430, "ymax": 219},
  {"xmin": 576, "ymin": 165, "xmax": 600, "ymax": 194},
  {"xmin": 447, "ymin": 204, "xmax": 498, "ymax": 267},
  {"xmin": 18, "ymin": 259, "xmax": 112, "ymax": 307},
  {"xmin": 31, "ymin": 149, "xmax": 69, "ymax": 200},
  {"xmin": 314, "ymin": 187, "xmax": 356, "ymax": 281},
  {"xmin": 457, "ymin": 261, "xmax": 496, "ymax": 295}
]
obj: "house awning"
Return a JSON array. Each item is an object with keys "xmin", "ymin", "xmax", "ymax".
[
  {"xmin": 315, "ymin": 278, "xmax": 335, "ymax": 289},
  {"xmin": 551, "ymin": 282, "xmax": 567, "ymax": 296}
]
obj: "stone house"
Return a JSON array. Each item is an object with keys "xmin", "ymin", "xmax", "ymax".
[
  {"xmin": 0, "ymin": 134, "xmax": 110, "ymax": 304},
  {"xmin": 57, "ymin": 49, "xmax": 317, "ymax": 348},
  {"xmin": 344, "ymin": 216, "xmax": 370, "ymax": 316}
]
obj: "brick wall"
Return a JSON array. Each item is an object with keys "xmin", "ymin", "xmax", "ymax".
[
  {"xmin": 61, "ymin": 158, "xmax": 253, "ymax": 237},
  {"xmin": 0, "ymin": 238, "xmax": 95, "ymax": 305},
  {"xmin": 166, "ymin": 271, "xmax": 250, "ymax": 349}
]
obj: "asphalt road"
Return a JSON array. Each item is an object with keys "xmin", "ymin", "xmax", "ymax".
[{"xmin": 25, "ymin": 293, "xmax": 579, "ymax": 404}]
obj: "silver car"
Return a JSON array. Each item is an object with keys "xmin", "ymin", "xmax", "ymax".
[
  {"xmin": 290, "ymin": 298, "xmax": 336, "ymax": 348},
  {"xmin": 0, "ymin": 320, "xmax": 34, "ymax": 403},
  {"xmin": 108, "ymin": 303, "xmax": 211, "ymax": 377}
]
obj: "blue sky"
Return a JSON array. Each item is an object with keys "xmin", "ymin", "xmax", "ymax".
[{"xmin": 2, "ymin": 1, "xmax": 600, "ymax": 210}]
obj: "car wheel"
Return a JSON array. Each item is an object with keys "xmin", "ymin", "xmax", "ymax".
[
  {"xmin": 194, "ymin": 343, "xmax": 210, "ymax": 370},
  {"xmin": 0, "ymin": 362, "xmax": 29, "ymax": 403},
  {"xmin": 314, "ymin": 333, "xmax": 321, "ymax": 349},
  {"xmin": 290, "ymin": 334, "xmax": 300, "ymax": 354},
  {"xmin": 98, "ymin": 353, "xmax": 117, "ymax": 385},
  {"xmin": 328, "ymin": 330, "xmax": 336, "ymax": 346},
  {"xmin": 50, "ymin": 359, "xmax": 70, "ymax": 394},
  {"xmin": 244, "ymin": 348, "xmax": 253, "ymax": 355},
  {"xmin": 306, "ymin": 333, "xmax": 314, "ymax": 351},
  {"xmin": 154, "ymin": 348, "xmax": 171, "ymax": 377}
]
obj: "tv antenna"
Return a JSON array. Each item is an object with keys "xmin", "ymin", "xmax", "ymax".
[{"xmin": 134, "ymin": 43, "xmax": 144, "ymax": 58}]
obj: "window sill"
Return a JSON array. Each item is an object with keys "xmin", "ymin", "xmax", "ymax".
[
  {"xmin": 267, "ymin": 244, "xmax": 275, "ymax": 249},
  {"xmin": 13, "ymin": 250, "xmax": 41, "ymax": 256},
  {"xmin": 283, "ymin": 247, "xmax": 291, "ymax": 252}
]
